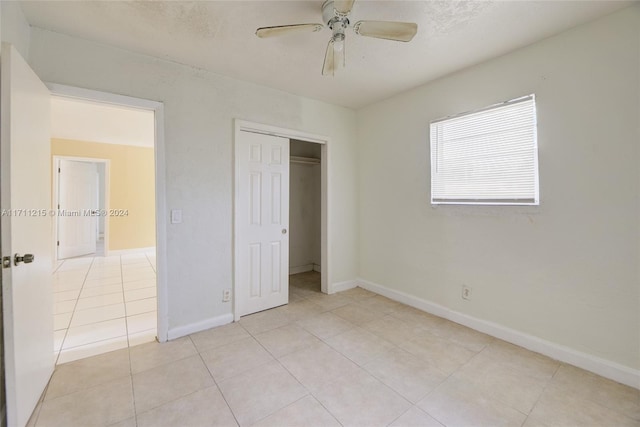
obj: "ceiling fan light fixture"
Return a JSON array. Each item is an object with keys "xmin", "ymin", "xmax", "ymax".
[
  {"xmin": 255, "ymin": 0, "xmax": 418, "ymax": 76},
  {"xmin": 331, "ymin": 20, "xmax": 346, "ymax": 53},
  {"xmin": 333, "ymin": 38, "xmax": 344, "ymax": 53}
]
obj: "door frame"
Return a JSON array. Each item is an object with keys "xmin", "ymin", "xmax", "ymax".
[
  {"xmin": 52, "ymin": 156, "xmax": 110, "ymax": 260},
  {"xmin": 47, "ymin": 83, "xmax": 169, "ymax": 342},
  {"xmin": 233, "ymin": 119, "xmax": 331, "ymax": 321}
]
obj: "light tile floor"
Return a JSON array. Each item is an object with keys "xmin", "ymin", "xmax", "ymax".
[
  {"xmin": 32, "ymin": 271, "xmax": 639, "ymax": 426},
  {"xmin": 53, "ymin": 251, "xmax": 157, "ymax": 364}
]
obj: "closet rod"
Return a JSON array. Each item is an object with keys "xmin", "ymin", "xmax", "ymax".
[{"xmin": 291, "ymin": 155, "xmax": 320, "ymax": 165}]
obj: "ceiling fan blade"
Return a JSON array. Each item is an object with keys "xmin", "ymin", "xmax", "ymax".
[
  {"xmin": 353, "ymin": 20, "xmax": 418, "ymax": 42},
  {"xmin": 322, "ymin": 39, "xmax": 346, "ymax": 76},
  {"xmin": 322, "ymin": 40, "xmax": 335, "ymax": 76},
  {"xmin": 256, "ymin": 23, "xmax": 323, "ymax": 38},
  {"xmin": 334, "ymin": 0, "xmax": 355, "ymax": 15}
]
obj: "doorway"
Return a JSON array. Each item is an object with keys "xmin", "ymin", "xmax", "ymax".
[
  {"xmin": 48, "ymin": 89, "xmax": 165, "ymax": 364},
  {"xmin": 233, "ymin": 120, "xmax": 330, "ymax": 321}
]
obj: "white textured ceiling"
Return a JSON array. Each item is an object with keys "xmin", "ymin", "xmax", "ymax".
[
  {"xmin": 22, "ymin": 1, "xmax": 632, "ymax": 109},
  {"xmin": 51, "ymin": 96, "xmax": 155, "ymax": 147}
]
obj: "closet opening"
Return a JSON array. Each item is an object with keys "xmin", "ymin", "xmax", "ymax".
[{"xmin": 289, "ymin": 139, "xmax": 322, "ymax": 300}]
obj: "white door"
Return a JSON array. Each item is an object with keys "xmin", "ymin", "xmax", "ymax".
[
  {"xmin": 57, "ymin": 160, "xmax": 98, "ymax": 259},
  {"xmin": 1, "ymin": 43, "xmax": 54, "ymax": 427},
  {"xmin": 236, "ymin": 131, "xmax": 290, "ymax": 316}
]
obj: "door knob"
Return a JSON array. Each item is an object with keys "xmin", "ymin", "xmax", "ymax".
[
  {"xmin": 14, "ymin": 253, "xmax": 34, "ymax": 266},
  {"xmin": 282, "ymin": 229, "xmax": 287, "ymax": 234}
]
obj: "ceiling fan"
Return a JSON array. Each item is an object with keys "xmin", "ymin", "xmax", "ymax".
[{"xmin": 255, "ymin": 0, "xmax": 418, "ymax": 76}]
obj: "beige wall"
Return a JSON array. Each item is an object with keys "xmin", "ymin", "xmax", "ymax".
[{"xmin": 52, "ymin": 138, "xmax": 156, "ymax": 251}]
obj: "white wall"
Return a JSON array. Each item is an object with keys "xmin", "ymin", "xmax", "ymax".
[
  {"xmin": 357, "ymin": 5, "xmax": 640, "ymax": 372},
  {"xmin": 27, "ymin": 28, "xmax": 359, "ymax": 337},
  {"xmin": 289, "ymin": 141, "xmax": 321, "ymax": 272},
  {"xmin": 5, "ymin": 0, "xmax": 638, "ymax": 382}
]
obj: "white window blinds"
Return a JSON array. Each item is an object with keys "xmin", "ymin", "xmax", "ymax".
[{"xmin": 430, "ymin": 95, "xmax": 539, "ymax": 205}]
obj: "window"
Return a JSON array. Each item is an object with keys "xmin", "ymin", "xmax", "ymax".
[{"xmin": 430, "ymin": 95, "xmax": 539, "ymax": 205}]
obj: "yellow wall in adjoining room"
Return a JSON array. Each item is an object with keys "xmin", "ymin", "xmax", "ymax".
[{"xmin": 52, "ymin": 138, "xmax": 156, "ymax": 252}]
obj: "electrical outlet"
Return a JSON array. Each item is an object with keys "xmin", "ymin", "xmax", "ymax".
[
  {"xmin": 462, "ymin": 286, "xmax": 472, "ymax": 300},
  {"xmin": 222, "ymin": 289, "xmax": 231, "ymax": 302}
]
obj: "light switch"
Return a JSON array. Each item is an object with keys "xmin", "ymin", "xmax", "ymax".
[{"xmin": 171, "ymin": 209, "xmax": 182, "ymax": 224}]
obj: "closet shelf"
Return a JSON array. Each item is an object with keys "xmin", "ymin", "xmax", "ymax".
[{"xmin": 291, "ymin": 156, "xmax": 320, "ymax": 165}]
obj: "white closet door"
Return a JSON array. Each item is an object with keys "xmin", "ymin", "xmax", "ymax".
[{"xmin": 236, "ymin": 131, "xmax": 290, "ymax": 316}]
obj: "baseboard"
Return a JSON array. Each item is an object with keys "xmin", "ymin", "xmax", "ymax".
[
  {"xmin": 289, "ymin": 264, "xmax": 322, "ymax": 275},
  {"xmin": 167, "ymin": 313, "xmax": 234, "ymax": 340},
  {"xmin": 331, "ymin": 279, "xmax": 358, "ymax": 294},
  {"xmin": 289, "ymin": 264, "xmax": 314, "ymax": 275},
  {"xmin": 357, "ymin": 278, "xmax": 640, "ymax": 390},
  {"xmin": 107, "ymin": 246, "xmax": 156, "ymax": 256}
]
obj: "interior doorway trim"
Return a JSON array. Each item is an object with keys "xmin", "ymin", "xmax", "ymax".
[
  {"xmin": 52, "ymin": 156, "xmax": 110, "ymax": 259},
  {"xmin": 233, "ymin": 119, "xmax": 331, "ymax": 322},
  {"xmin": 46, "ymin": 83, "xmax": 169, "ymax": 342}
]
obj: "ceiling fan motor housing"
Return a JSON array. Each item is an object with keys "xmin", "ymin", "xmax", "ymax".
[{"xmin": 323, "ymin": 0, "xmax": 349, "ymax": 43}]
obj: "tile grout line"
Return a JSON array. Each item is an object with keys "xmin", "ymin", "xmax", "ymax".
[
  {"xmin": 409, "ymin": 339, "xmax": 491, "ymax": 426},
  {"xmin": 191, "ymin": 335, "xmax": 243, "ymax": 427},
  {"xmin": 57, "ymin": 333, "xmax": 130, "ymax": 353},
  {"xmin": 126, "ymin": 323, "xmax": 139, "ymax": 427},
  {"xmin": 385, "ymin": 406, "xmax": 418, "ymax": 427},
  {"xmin": 145, "ymin": 251, "xmax": 156, "ymax": 274},
  {"xmin": 46, "ymin": 274, "xmax": 640, "ymax": 426},
  {"xmin": 325, "ymin": 306, "xmax": 464, "ymax": 426},
  {"xmin": 251, "ymin": 394, "xmax": 336, "ymax": 427},
  {"xmin": 60, "ymin": 256, "xmax": 140, "ymax": 360},
  {"xmin": 52, "ymin": 259, "xmax": 65, "ymax": 273},
  {"xmin": 223, "ymin": 321, "xmax": 309, "ymax": 423},
  {"xmin": 273, "ymin": 352, "xmax": 345, "ymax": 427},
  {"xmin": 123, "ymin": 254, "xmax": 158, "ymax": 343},
  {"xmin": 543, "ymin": 365, "xmax": 640, "ymax": 422},
  {"xmin": 240, "ymin": 358, "xmax": 311, "ymax": 425},
  {"xmin": 246, "ymin": 289, "xmax": 404, "ymax": 427},
  {"xmin": 119, "ymin": 255, "xmax": 132, "ymax": 349},
  {"xmin": 56, "ymin": 257, "xmax": 96, "ymax": 365},
  {"xmin": 456, "ymin": 339, "xmax": 550, "ymax": 420},
  {"xmin": 71, "ymin": 300, "xmax": 129, "ymax": 315},
  {"xmin": 520, "ymin": 362, "xmax": 562, "ymax": 426}
]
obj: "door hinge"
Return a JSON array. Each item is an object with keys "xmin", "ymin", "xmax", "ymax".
[
  {"xmin": 57, "ymin": 204, "xmax": 60, "ymax": 209},
  {"xmin": 57, "ymin": 241, "xmax": 60, "ymax": 246},
  {"xmin": 58, "ymin": 167, "xmax": 61, "ymax": 173}
]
